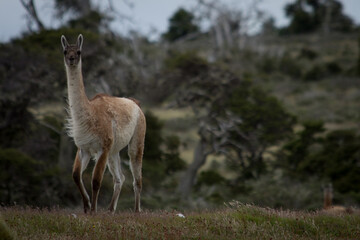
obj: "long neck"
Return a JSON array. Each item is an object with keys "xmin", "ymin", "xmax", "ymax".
[{"xmin": 65, "ymin": 59, "xmax": 90, "ymax": 115}]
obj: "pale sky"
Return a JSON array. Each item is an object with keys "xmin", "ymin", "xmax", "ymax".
[{"xmin": 0, "ymin": 0, "xmax": 359, "ymax": 42}]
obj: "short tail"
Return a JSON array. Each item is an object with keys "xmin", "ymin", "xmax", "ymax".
[{"xmin": 129, "ymin": 97, "xmax": 141, "ymax": 107}]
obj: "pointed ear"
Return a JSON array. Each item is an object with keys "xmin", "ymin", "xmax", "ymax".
[
  {"xmin": 61, "ymin": 35, "xmax": 68, "ymax": 50},
  {"xmin": 77, "ymin": 34, "xmax": 83, "ymax": 51}
]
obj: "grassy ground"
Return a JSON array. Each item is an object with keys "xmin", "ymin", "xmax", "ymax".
[{"xmin": 2, "ymin": 203, "xmax": 360, "ymax": 240}]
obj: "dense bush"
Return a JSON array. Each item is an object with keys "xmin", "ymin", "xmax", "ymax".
[
  {"xmin": 239, "ymin": 175, "xmax": 324, "ymax": 210},
  {"xmin": 0, "ymin": 148, "xmax": 60, "ymax": 206},
  {"xmin": 281, "ymin": 0, "xmax": 355, "ymax": 34},
  {"xmin": 303, "ymin": 64, "xmax": 326, "ymax": 81},
  {"xmin": 299, "ymin": 47, "xmax": 318, "ymax": 60},
  {"xmin": 225, "ymin": 84, "xmax": 296, "ymax": 179},
  {"xmin": 164, "ymin": 51, "xmax": 208, "ymax": 76},
  {"xmin": 279, "ymin": 121, "xmax": 360, "ymax": 194},
  {"xmin": 279, "ymin": 55, "xmax": 302, "ymax": 78},
  {"xmin": 303, "ymin": 61, "xmax": 342, "ymax": 81},
  {"xmin": 142, "ymin": 111, "xmax": 186, "ymax": 189},
  {"xmin": 326, "ymin": 61, "xmax": 342, "ymax": 74},
  {"xmin": 197, "ymin": 170, "xmax": 226, "ymax": 186},
  {"xmin": 257, "ymin": 55, "xmax": 278, "ymax": 74}
]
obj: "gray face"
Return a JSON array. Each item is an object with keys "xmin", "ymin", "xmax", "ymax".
[
  {"xmin": 63, "ymin": 45, "xmax": 81, "ymax": 66},
  {"xmin": 61, "ymin": 34, "xmax": 83, "ymax": 67}
]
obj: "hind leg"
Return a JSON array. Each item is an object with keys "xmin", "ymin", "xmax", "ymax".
[
  {"xmin": 72, "ymin": 149, "xmax": 91, "ymax": 213},
  {"xmin": 128, "ymin": 134, "xmax": 145, "ymax": 212},
  {"xmin": 107, "ymin": 153, "xmax": 125, "ymax": 213},
  {"xmin": 128, "ymin": 146, "xmax": 143, "ymax": 212}
]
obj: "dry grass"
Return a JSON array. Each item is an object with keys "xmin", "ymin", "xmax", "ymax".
[
  {"xmin": 150, "ymin": 107, "xmax": 194, "ymax": 121},
  {"xmin": 28, "ymin": 101, "xmax": 66, "ymax": 121},
  {"xmin": 2, "ymin": 203, "xmax": 360, "ymax": 240}
]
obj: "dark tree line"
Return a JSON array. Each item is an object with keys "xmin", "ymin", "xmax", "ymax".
[{"xmin": 282, "ymin": 0, "xmax": 355, "ymax": 34}]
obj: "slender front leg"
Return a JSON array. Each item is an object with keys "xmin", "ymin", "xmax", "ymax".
[
  {"xmin": 72, "ymin": 149, "xmax": 91, "ymax": 213},
  {"xmin": 91, "ymin": 150, "xmax": 109, "ymax": 213}
]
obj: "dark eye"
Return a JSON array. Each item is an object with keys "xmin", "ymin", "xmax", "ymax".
[
  {"xmin": 77, "ymin": 50, "xmax": 81, "ymax": 55},
  {"xmin": 63, "ymin": 50, "xmax": 67, "ymax": 55}
]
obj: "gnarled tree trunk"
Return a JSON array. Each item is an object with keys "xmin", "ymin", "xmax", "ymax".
[{"xmin": 177, "ymin": 139, "xmax": 211, "ymax": 199}]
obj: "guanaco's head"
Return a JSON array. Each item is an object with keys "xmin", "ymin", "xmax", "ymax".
[{"xmin": 61, "ymin": 34, "xmax": 83, "ymax": 67}]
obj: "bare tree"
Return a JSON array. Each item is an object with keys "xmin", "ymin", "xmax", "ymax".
[
  {"xmin": 174, "ymin": 67, "xmax": 242, "ymax": 198},
  {"xmin": 194, "ymin": 0, "xmax": 264, "ymax": 56},
  {"xmin": 177, "ymin": 110, "xmax": 243, "ymax": 198},
  {"xmin": 20, "ymin": 0, "xmax": 45, "ymax": 31},
  {"xmin": 172, "ymin": 62, "xmax": 294, "ymax": 198}
]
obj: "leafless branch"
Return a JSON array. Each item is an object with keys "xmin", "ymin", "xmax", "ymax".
[
  {"xmin": 106, "ymin": 0, "xmax": 134, "ymax": 24},
  {"xmin": 19, "ymin": 0, "xmax": 45, "ymax": 31}
]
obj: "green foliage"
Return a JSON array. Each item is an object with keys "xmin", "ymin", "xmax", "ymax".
[
  {"xmin": 164, "ymin": 51, "xmax": 208, "ymax": 76},
  {"xmin": 282, "ymin": 0, "xmax": 354, "ymax": 34},
  {"xmin": 304, "ymin": 130, "xmax": 360, "ymax": 193},
  {"xmin": 197, "ymin": 170, "xmax": 225, "ymax": 186},
  {"xmin": 0, "ymin": 148, "xmax": 48, "ymax": 205},
  {"xmin": 0, "ymin": 147, "xmax": 72, "ymax": 207},
  {"xmin": 155, "ymin": 50, "xmax": 209, "ymax": 101},
  {"xmin": 284, "ymin": 2, "xmax": 317, "ymax": 34},
  {"xmin": 280, "ymin": 121, "xmax": 360, "ymax": 194},
  {"xmin": 163, "ymin": 8, "xmax": 200, "ymax": 42},
  {"xmin": 280, "ymin": 121, "xmax": 324, "ymax": 176},
  {"xmin": 0, "ymin": 99, "xmax": 34, "ymax": 148},
  {"xmin": 143, "ymin": 111, "xmax": 164, "ymax": 162},
  {"xmin": 257, "ymin": 55, "xmax": 278, "ymax": 74},
  {"xmin": 303, "ymin": 64, "xmax": 326, "ymax": 81},
  {"xmin": 163, "ymin": 135, "xmax": 186, "ymax": 174},
  {"xmin": 303, "ymin": 61, "xmax": 342, "ymax": 81},
  {"xmin": 42, "ymin": 115, "xmax": 63, "ymax": 145},
  {"xmin": 325, "ymin": 61, "xmax": 342, "ymax": 74},
  {"xmin": 227, "ymin": 84, "xmax": 295, "ymax": 145},
  {"xmin": 299, "ymin": 47, "xmax": 318, "ymax": 60},
  {"xmin": 142, "ymin": 111, "xmax": 166, "ymax": 188},
  {"xmin": 258, "ymin": 49, "xmax": 342, "ymax": 81},
  {"xmin": 279, "ymin": 55, "xmax": 302, "ymax": 78},
  {"xmin": 142, "ymin": 111, "xmax": 186, "ymax": 188},
  {"xmin": 223, "ymin": 84, "xmax": 295, "ymax": 179},
  {"xmin": 324, "ymin": 0, "xmax": 354, "ymax": 32},
  {"xmin": 239, "ymin": 175, "xmax": 325, "ymax": 210}
]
